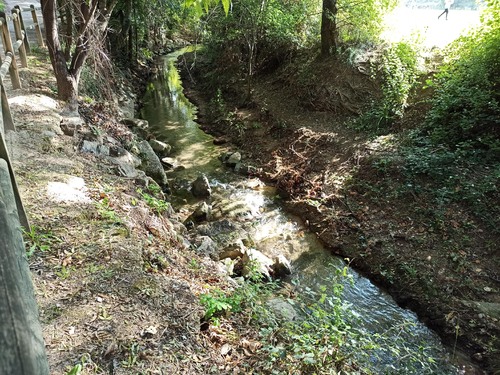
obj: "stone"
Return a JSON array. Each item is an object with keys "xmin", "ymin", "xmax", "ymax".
[
  {"xmin": 136, "ymin": 140, "xmax": 169, "ymax": 187},
  {"xmin": 242, "ymin": 248, "xmax": 274, "ymax": 280},
  {"xmin": 196, "ymin": 236, "xmax": 218, "ymax": 258},
  {"xmin": 81, "ymin": 140, "xmax": 110, "ymax": 156},
  {"xmin": 218, "ymin": 240, "xmax": 246, "ymax": 261},
  {"xmin": 272, "ymin": 255, "xmax": 292, "ymax": 278},
  {"xmin": 121, "ymin": 118, "xmax": 149, "ymax": 130},
  {"xmin": 226, "ymin": 152, "xmax": 242, "ymax": 166},
  {"xmin": 267, "ymin": 298, "xmax": 298, "ymax": 321},
  {"xmin": 235, "ymin": 164, "xmax": 260, "ymax": 176},
  {"xmin": 60, "ymin": 116, "xmax": 84, "ymax": 136},
  {"xmin": 219, "ymin": 258, "xmax": 237, "ymax": 276},
  {"xmin": 161, "ymin": 157, "xmax": 178, "ymax": 169},
  {"xmin": 117, "ymin": 96, "xmax": 135, "ymax": 119},
  {"xmin": 115, "ymin": 163, "xmax": 139, "ymax": 178},
  {"xmin": 213, "ymin": 136, "xmax": 228, "ymax": 145},
  {"xmin": 121, "ymin": 118, "xmax": 150, "ymax": 138},
  {"xmin": 197, "ymin": 219, "xmax": 237, "ymax": 238},
  {"xmin": 186, "ymin": 202, "xmax": 211, "ymax": 223},
  {"xmin": 149, "ymin": 139, "xmax": 172, "ymax": 156},
  {"xmin": 81, "ymin": 140, "xmax": 98, "ymax": 154},
  {"xmin": 191, "ymin": 174, "xmax": 211, "ymax": 198}
]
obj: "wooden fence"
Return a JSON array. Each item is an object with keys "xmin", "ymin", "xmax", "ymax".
[{"xmin": 0, "ymin": 5, "xmax": 50, "ymax": 374}]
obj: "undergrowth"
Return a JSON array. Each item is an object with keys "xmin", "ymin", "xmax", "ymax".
[{"xmin": 200, "ymin": 261, "xmax": 451, "ymax": 374}]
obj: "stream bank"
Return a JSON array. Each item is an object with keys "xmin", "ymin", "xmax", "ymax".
[
  {"xmin": 138, "ymin": 50, "xmax": 479, "ymax": 374},
  {"xmin": 178, "ymin": 49, "xmax": 499, "ymax": 373},
  {"xmin": 9, "ymin": 47, "xmax": 494, "ymax": 374}
]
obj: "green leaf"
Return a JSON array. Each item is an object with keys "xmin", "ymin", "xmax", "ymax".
[{"xmin": 221, "ymin": 0, "xmax": 230, "ymax": 15}]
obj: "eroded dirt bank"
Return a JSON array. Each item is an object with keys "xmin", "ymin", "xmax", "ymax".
[{"xmin": 179, "ymin": 51, "xmax": 500, "ymax": 373}]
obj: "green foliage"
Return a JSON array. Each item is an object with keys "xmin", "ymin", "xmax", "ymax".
[
  {"xmin": 338, "ymin": 0, "xmax": 398, "ymax": 45},
  {"xmin": 201, "ymin": 0, "xmax": 319, "ymax": 79},
  {"xmin": 425, "ymin": 0, "xmax": 500, "ymax": 152},
  {"xmin": 184, "ymin": 0, "xmax": 231, "ymax": 16},
  {"xmin": 207, "ymin": 88, "xmax": 227, "ymax": 122},
  {"xmin": 22, "ymin": 225, "xmax": 61, "ymax": 258},
  {"xmin": 356, "ymin": 41, "xmax": 420, "ymax": 132},
  {"xmin": 137, "ymin": 187, "xmax": 170, "ymax": 215},
  {"xmin": 207, "ymin": 88, "xmax": 246, "ymax": 137},
  {"xmin": 200, "ymin": 288, "xmax": 243, "ymax": 321},
  {"xmin": 259, "ymin": 265, "xmax": 451, "ymax": 374},
  {"xmin": 200, "ymin": 260, "xmax": 278, "ymax": 323},
  {"xmin": 65, "ymin": 364, "xmax": 82, "ymax": 375},
  {"xmin": 96, "ymin": 197, "xmax": 122, "ymax": 224},
  {"xmin": 399, "ymin": 135, "xmax": 499, "ymax": 229},
  {"xmin": 80, "ymin": 65, "xmax": 112, "ymax": 101},
  {"xmin": 110, "ymin": 0, "xmax": 189, "ymax": 64}
]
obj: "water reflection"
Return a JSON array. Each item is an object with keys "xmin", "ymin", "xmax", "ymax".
[{"xmin": 140, "ymin": 51, "xmax": 459, "ymax": 374}]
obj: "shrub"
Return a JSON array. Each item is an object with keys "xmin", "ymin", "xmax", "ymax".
[{"xmin": 425, "ymin": 0, "xmax": 500, "ymax": 153}]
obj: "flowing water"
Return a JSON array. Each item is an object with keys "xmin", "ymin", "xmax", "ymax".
[{"xmin": 140, "ymin": 50, "xmax": 464, "ymax": 374}]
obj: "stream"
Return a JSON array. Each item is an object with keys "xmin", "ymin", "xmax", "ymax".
[{"xmin": 140, "ymin": 50, "xmax": 462, "ymax": 374}]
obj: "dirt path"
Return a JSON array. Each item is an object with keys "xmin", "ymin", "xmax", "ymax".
[{"xmin": 5, "ymin": 51, "xmax": 234, "ymax": 374}]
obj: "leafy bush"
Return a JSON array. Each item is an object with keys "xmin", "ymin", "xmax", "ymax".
[
  {"xmin": 356, "ymin": 41, "xmax": 420, "ymax": 131},
  {"xmin": 338, "ymin": 0, "xmax": 398, "ymax": 45},
  {"xmin": 202, "ymin": 0, "xmax": 318, "ymax": 78},
  {"xmin": 425, "ymin": 0, "xmax": 500, "ymax": 153}
]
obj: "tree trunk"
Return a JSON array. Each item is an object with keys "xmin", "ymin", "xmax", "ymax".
[
  {"xmin": 41, "ymin": 0, "xmax": 80, "ymax": 104},
  {"xmin": 321, "ymin": 0, "xmax": 338, "ymax": 57},
  {"xmin": 41, "ymin": 0, "xmax": 117, "ymax": 106}
]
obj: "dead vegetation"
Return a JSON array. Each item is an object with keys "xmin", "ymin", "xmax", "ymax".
[{"xmin": 7, "ymin": 51, "xmax": 261, "ymax": 374}]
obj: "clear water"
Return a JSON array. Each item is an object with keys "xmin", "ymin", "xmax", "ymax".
[{"xmin": 140, "ymin": 50, "xmax": 462, "ymax": 374}]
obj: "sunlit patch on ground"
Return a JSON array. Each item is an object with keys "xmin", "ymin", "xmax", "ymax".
[
  {"xmin": 46, "ymin": 176, "xmax": 91, "ymax": 203},
  {"xmin": 9, "ymin": 94, "xmax": 59, "ymax": 111}
]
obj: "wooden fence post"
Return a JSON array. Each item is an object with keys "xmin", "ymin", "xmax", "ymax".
[
  {"xmin": 14, "ymin": 6, "xmax": 30, "ymax": 53},
  {"xmin": 0, "ymin": 13, "xmax": 21, "ymax": 89},
  {"xmin": 30, "ymin": 5, "xmax": 44, "ymax": 48},
  {"xmin": 0, "ymin": 52, "xmax": 15, "ymax": 131},
  {"xmin": 11, "ymin": 9, "xmax": 28, "ymax": 68},
  {"xmin": 0, "ymin": 159, "xmax": 48, "ymax": 375}
]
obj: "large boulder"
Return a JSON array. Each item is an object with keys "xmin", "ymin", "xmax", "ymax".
[
  {"xmin": 136, "ymin": 140, "xmax": 169, "ymax": 187},
  {"xmin": 81, "ymin": 140, "xmax": 109, "ymax": 156},
  {"xmin": 218, "ymin": 240, "xmax": 246, "ymax": 261},
  {"xmin": 226, "ymin": 152, "xmax": 242, "ymax": 166},
  {"xmin": 195, "ymin": 236, "xmax": 218, "ymax": 259},
  {"xmin": 267, "ymin": 298, "xmax": 298, "ymax": 321},
  {"xmin": 149, "ymin": 139, "xmax": 172, "ymax": 157},
  {"xmin": 185, "ymin": 202, "xmax": 211, "ymax": 224},
  {"xmin": 121, "ymin": 118, "xmax": 150, "ymax": 138},
  {"xmin": 272, "ymin": 255, "xmax": 292, "ymax": 278},
  {"xmin": 242, "ymin": 248, "xmax": 274, "ymax": 280},
  {"xmin": 191, "ymin": 174, "xmax": 211, "ymax": 198}
]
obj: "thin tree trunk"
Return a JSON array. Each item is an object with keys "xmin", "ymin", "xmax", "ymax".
[
  {"xmin": 41, "ymin": 0, "xmax": 78, "ymax": 105},
  {"xmin": 321, "ymin": 0, "xmax": 338, "ymax": 57},
  {"xmin": 41, "ymin": 0, "xmax": 117, "ymax": 106}
]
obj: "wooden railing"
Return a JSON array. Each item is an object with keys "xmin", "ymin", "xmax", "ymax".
[
  {"xmin": 0, "ymin": 5, "xmax": 46, "ymax": 229},
  {"xmin": 0, "ymin": 5, "xmax": 50, "ymax": 374}
]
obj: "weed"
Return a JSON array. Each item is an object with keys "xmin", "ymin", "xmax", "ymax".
[
  {"xmin": 96, "ymin": 197, "xmax": 122, "ymax": 224},
  {"xmin": 200, "ymin": 289, "xmax": 241, "ymax": 321},
  {"xmin": 137, "ymin": 188, "xmax": 170, "ymax": 215},
  {"xmin": 22, "ymin": 225, "xmax": 61, "ymax": 258},
  {"xmin": 121, "ymin": 342, "xmax": 140, "ymax": 368},
  {"xmin": 65, "ymin": 364, "xmax": 82, "ymax": 375},
  {"xmin": 188, "ymin": 258, "xmax": 202, "ymax": 272},
  {"xmin": 355, "ymin": 40, "xmax": 420, "ymax": 133},
  {"xmin": 55, "ymin": 265, "xmax": 74, "ymax": 279}
]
